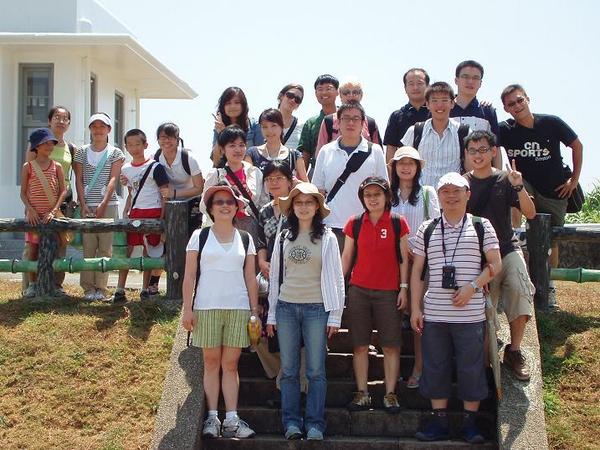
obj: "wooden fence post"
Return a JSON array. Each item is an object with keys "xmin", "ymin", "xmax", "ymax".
[
  {"xmin": 526, "ymin": 213, "xmax": 552, "ymax": 310},
  {"xmin": 36, "ymin": 230, "xmax": 58, "ymax": 297},
  {"xmin": 165, "ymin": 201, "xmax": 190, "ymax": 300}
]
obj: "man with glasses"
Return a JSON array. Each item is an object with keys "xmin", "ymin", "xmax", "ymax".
[
  {"xmin": 384, "ymin": 68, "xmax": 431, "ymax": 164},
  {"xmin": 314, "ymin": 77, "xmax": 381, "ymax": 157},
  {"xmin": 401, "ymin": 82, "xmax": 470, "ymax": 187},
  {"xmin": 298, "ymin": 74, "xmax": 339, "ymax": 177},
  {"xmin": 499, "ymin": 84, "xmax": 583, "ymax": 306},
  {"xmin": 463, "ymin": 130, "xmax": 536, "ymax": 381},
  {"xmin": 313, "ymin": 103, "xmax": 388, "ymax": 249}
]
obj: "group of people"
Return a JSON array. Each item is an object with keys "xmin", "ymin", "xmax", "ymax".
[{"xmin": 21, "ymin": 59, "xmax": 583, "ymax": 443}]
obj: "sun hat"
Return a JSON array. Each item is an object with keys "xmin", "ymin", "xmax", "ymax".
[
  {"xmin": 202, "ymin": 185, "xmax": 246, "ymax": 210},
  {"xmin": 88, "ymin": 113, "xmax": 112, "ymax": 128},
  {"xmin": 279, "ymin": 182, "xmax": 330, "ymax": 218},
  {"xmin": 29, "ymin": 128, "xmax": 58, "ymax": 150},
  {"xmin": 436, "ymin": 172, "xmax": 470, "ymax": 191},
  {"xmin": 388, "ymin": 146, "xmax": 425, "ymax": 167}
]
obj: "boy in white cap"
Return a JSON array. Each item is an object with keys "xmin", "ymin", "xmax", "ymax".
[{"xmin": 410, "ymin": 172, "xmax": 501, "ymax": 444}]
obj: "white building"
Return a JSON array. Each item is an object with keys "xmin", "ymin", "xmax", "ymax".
[{"xmin": 0, "ymin": 0, "xmax": 197, "ymax": 219}]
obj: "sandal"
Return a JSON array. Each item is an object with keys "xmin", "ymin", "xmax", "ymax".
[{"xmin": 406, "ymin": 373, "xmax": 421, "ymax": 389}]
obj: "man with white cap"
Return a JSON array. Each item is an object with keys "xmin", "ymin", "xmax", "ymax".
[{"xmin": 410, "ymin": 172, "xmax": 501, "ymax": 444}]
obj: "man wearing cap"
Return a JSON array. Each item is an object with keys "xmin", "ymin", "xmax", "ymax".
[
  {"xmin": 410, "ymin": 172, "xmax": 501, "ymax": 444},
  {"xmin": 312, "ymin": 102, "xmax": 388, "ymax": 250}
]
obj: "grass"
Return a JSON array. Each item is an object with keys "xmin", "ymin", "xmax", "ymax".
[
  {"xmin": 565, "ymin": 181, "xmax": 600, "ymax": 224},
  {"xmin": 0, "ymin": 281, "xmax": 179, "ymax": 450},
  {"xmin": 537, "ymin": 281, "xmax": 600, "ymax": 449}
]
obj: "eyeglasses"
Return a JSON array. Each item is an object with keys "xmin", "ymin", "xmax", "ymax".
[
  {"xmin": 459, "ymin": 74, "xmax": 482, "ymax": 81},
  {"xmin": 466, "ymin": 146, "xmax": 491, "ymax": 155},
  {"xmin": 340, "ymin": 115, "xmax": 362, "ymax": 123},
  {"xmin": 340, "ymin": 89, "xmax": 362, "ymax": 96},
  {"xmin": 265, "ymin": 175, "xmax": 288, "ymax": 183},
  {"xmin": 213, "ymin": 199, "xmax": 237, "ymax": 206},
  {"xmin": 294, "ymin": 200, "xmax": 317, "ymax": 207},
  {"xmin": 505, "ymin": 97, "xmax": 527, "ymax": 109},
  {"xmin": 51, "ymin": 116, "xmax": 70, "ymax": 123},
  {"xmin": 285, "ymin": 91, "xmax": 303, "ymax": 104}
]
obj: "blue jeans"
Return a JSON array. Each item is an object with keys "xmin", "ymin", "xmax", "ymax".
[{"xmin": 276, "ymin": 300, "xmax": 329, "ymax": 433}]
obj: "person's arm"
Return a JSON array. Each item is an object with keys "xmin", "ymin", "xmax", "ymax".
[
  {"xmin": 555, "ymin": 138, "xmax": 583, "ymax": 198},
  {"xmin": 294, "ymin": 154, "xmax": 308, "ymax": 182},
  {"xmin": 257, "ymin": 248, "xmax": 270, "ymax": 278},
  {"xmin": 410, "ymin": 254, "xmax": 425, "ymax": 334},
  {"xmin": 244, "ymin": 252, "xmax": 259, "ymax": 314},
  {"xmin": 20, "ymin": 163, "xmax": 40, "ymax": 225},
  {"xmin": 326, "ymin": 231, "xmax": 343, "ymax": 338},
  {"xmin": 397, "ymin": 235, "xmax": 409, "ymax": 310},
  {"xmin": 386, "ymin": 145, "xmax": 398, "ymax": 165},
  {"xmin": 181, "ymin": 250, "xmax": 198, "ymax": 331},
  {"xmin": 311, "ymin": 146, "xmax": 326, "ymax": 194},
  {"xmin": 172, "ymin": 173, "xmax": 204, "ymax": 199},
  {"xmin": 96, "ymin": 158, "xmax": 123, "ymax": 218},
  {"xmin": 45, "ymin": 165, "xmax": 68, "ymax": 223},
  {"xmin": 341, "ymin": 235, "xmax": 354, "ymax": 278},
  {"xmin": 73, "ymin": 160, "xmax": 89, "ymax": 217},
  {"xmin": 452, "ymin": 247, "xmax": 502, "ymax": 307},
  {"xmin": 124, "ymin": 186, "xmax": 133, "ymax": 218},
  {"xmin": 266, "ymin": 232, "xmax": 282, "ymax": 336},
  {"xmin": 506, "ymin": 158, "xmax": 536, "ymax": 220}
]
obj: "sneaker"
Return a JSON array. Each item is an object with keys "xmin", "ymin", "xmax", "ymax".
[
  {"xmin": 406, "ymin": 373, "xmax": 421, "ymax": 389},
  {"xmin": 110, "ymin": 290, "xmax": 127, "ymax": 304},
  {"xmin": 503, "ymin": 345, "xmax": 531, "ymax": 381},
  {"xmin": 462, "ymin": 423, "xmax": 485, "ymax": 444},
  {"xmin": 140, "ymin": 289, "xmax": 150, "ymax": 301},
  {"xmin": 202, "ymin": 415, "xmax": 221, "ymax": 438},
  {"xmin": 23, "ymin": 283, "xmax": 37, "ymax": 298},
  {"xmin": 347, "ymin": 391, "xmax": 371, "ymax": 411},
  {"xmin": 415, "ymin": 411, "xmax": 450, "ymax": 442},
  {"xmin": 83, "ymin": 290, "xmax": 97, "ymax": 302},
  {"xmin": 548, "ymin": 287, "xmax": 559, "ymax": 310},
  {"xmin": 306, "ymin": 427, "xmax": 323, "ymax": 440},
  {"xmin": 93, "ymin": 290, "xmax": 107, "ymax": 302},
  {"xmin": 222, "ymin": 416, "xmax": 255, "ymax": 439},
  {"xmin": 284, "ymin": 425, "xmax": 303, "ymax": 440},
  {"xmin": 383, "ymin": 392, "xmax": 402, "ymax": 414}
]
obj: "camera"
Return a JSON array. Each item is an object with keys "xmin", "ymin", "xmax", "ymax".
[{"xmin": 441, "ymin": 265, "xmax": 458, "ymax": 290}]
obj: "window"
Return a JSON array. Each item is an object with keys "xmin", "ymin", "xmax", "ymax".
[
  {"xmin": 18, "ymin": 64, "xmax": 54, "ymax": 182},
  {"xmin": 114, "ymin": 91, "xmax": 124, "ymax": 147}
]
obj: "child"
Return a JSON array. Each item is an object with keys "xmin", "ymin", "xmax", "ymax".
[
  {"xmin": 110, "ymin": 129, "xmax": 170, "ymax": 303},
  {"xmin": 73, "ymin": 113, "xmax": 125, "ymax": 301},
  {"xmin": 20, "ymin": 128, "xmax": 67, "ymax": 297}
]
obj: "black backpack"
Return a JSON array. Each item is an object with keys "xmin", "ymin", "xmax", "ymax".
[
  {"xmin": 324, "ymin": 114, "xmax": 378, "ymax": 143},
  {"xmin": 412, "ymin": 121, "xmax": 470, "ymax": 172},
  {"xmin": 350, "ymin": 212, "xmax": 404, "ymax": 273},
  {"xmin": 154, "ymin": 148, "xmax": 191, "ymax": 175},
  {"xmin": 420, "ymin": 215, "xmax": 485, "ymax": 280}
]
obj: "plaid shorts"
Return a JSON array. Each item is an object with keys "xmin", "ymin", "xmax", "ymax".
[{"xmin": 191, "ymin": 309, "xmax": 250, "ymax": 348}]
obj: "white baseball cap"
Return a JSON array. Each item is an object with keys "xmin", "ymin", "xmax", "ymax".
[
  {"xmin": 88, "ymin": 113, "xmax": 112, "ymax": 128},
  {"xmin": 436, "ymin": 172, "xmax": 470, "ymax": 191}
]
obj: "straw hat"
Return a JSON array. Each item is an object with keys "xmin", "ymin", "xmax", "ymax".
[
  {"xmin": 279, "ymin": 182, "xmax": 330, "ymax": 218},
  {"xmin": 388, "ymin": 146, "xmax": 425, "ymax": 168}
]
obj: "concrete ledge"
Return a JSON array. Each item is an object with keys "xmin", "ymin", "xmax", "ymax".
[
  {"xmin": 497, "ymin": 312, "xmax": 549, "ymax": 449},
  {"xmin": 152, "ymin": 320, "xmax": 205, "ymax": 450}
]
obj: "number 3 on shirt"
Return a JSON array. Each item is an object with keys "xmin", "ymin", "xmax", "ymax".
[{"xmin": 380, "ymin": 229, "xmax": 387, "ymax": 239}]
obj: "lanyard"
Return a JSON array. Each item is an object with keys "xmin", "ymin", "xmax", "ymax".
[{"xmin": 440, "ymin": 215, "xmax": 467, "ymax": 265}]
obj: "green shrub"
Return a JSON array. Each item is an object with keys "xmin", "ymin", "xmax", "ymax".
[{"xmin": 565, "ymin": 181, "xmax": 600, "ymax": 224}]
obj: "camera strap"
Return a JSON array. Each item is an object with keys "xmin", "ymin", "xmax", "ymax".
[{"xmin": 440, "ymin": 215, "xmax": 467, "ymax": 265}]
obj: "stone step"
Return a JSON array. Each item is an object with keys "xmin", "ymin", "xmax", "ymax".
[
  {"xmin": 230, "ymin": 407, "xmax": 495, "ymax": 439},
  {"xmin": 328, "ymin": 329, "xmax": 416, "ymax": 354},
  {"xmin": 235, "ymin": 377, "xmax": 495, "ymax": 412},
  {"xmin": 203, "ymin": 434, "xmax": 496, "ymax": 449}
]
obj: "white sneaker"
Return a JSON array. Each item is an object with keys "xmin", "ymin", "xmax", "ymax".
[
  {"xmin": 222, "ymin": 416, "xmax": 255, "ymax": 439},
  {"xmin": 83, "ymin": 290, "xmax": 97, "ymax": 301},
  {"xmin": 23, "ymin": 283, "xmax": 37, "ymax": 298},
  {"xmin": 94, "ymin": 290, "xmax": 107, "ymax": 302},
  {"xmin": 202, "ymin": 415, "xmax": 221, "ymax": 438}
]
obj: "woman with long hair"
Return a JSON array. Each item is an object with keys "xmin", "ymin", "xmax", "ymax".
[
  {"xmin": 246, "ymin": 108, "xmax": 308, "ymax": 181},
  {"xmin": 266, "ymin": 182, "xmax": 344, "ymax": 441},
  {"xmin": 389, "ymin": 146, "xmax": 440, "ymax": 389},
  {"xmin": 276, "ymin": 83, "xmax": 304, "ymax": 150},
  {"xmin": 182, "ymin": 184, "xmax": 258, "ymax": 439},
  {"xmin": 211, "ymin": 87, "xmax": 263, "ymax": 167}
]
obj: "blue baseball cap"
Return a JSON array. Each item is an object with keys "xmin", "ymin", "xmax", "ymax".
[{"xmin": 29, "ymin": 128, "xmax": 58, "ymax": 150}]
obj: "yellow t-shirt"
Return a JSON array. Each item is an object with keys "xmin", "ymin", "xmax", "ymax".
[{"xmin": 50, "ymin": 143, "xmax": 73, "ymax": 182}]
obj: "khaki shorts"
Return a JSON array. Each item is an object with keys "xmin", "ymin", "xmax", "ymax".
[
  {"xmin": 489, "ymin": 250, "xmax": 534, "ymax": 323},
  {"xmin": 192, "ymin": 309, "xmax": 250, "ymax": 348},
  {"xmin": 347, "ymin": 285, "xmax": 402, "ymax": 348},
  {"xmin": 523, "ymin": 178, "xmax": 567, "ymax": 226}
]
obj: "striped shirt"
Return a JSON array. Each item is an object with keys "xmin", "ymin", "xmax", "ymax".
[
  {"xmin": 391, "ymin": 185, "xmax": 440, "ymax": 249},
  {"xmin": 401, "ymin": 118, "xmax": 466, "ymax": 187},
  {"xmin": 26, "ymin": 160, "xmax": 60, "ymax": 216},
  {"xmin": 413, "ymin": 213, "xmax": 499, "ymax": 323},
  {"xmin": 75, "ymin": 144, "xmax": 125, "ymax": 206}
]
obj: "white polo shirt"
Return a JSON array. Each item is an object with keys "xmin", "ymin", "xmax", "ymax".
[
  {"xmin": 155, "ymin": 148, "xmax": 202, "ymax": 196},
  {"xmin": 312, "ymin": 137, "xmax": 388, "ymax": 229}
]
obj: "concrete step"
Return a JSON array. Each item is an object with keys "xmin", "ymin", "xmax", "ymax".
[
  {"xmin": 203, "ymin": 434, "xmax": 496, "ymax": 449},
  {"xmin": 235, "ymin": 377, "xmax": 495, "ymax": 412},
  {"xmin": 328, "ymin": 328, "xmax": 416, "ymax": 354}
]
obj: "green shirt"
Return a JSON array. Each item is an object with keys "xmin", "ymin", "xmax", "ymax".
[
  {"xmin": 50, "ymin": 143, "xmax": 73, "ymax": 182},
  {"xmin": 297, "ymin": 110, "xmax": 326, "ymax": 162}
]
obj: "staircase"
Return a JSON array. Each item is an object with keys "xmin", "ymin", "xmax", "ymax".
[{"xmin": 203, "ymin": 315, "xmax": 498, "ymax": 449}]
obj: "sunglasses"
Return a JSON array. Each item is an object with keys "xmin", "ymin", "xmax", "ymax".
[
  {"xmin": 505, "ymin": 97, "xmax": 526, "ymax": 109},
  {"xmin": 285, "ymin": 91, "xmax": 303, "ymax": 104},
  {"xmin": 213, "ymin": 199, "xmax": 237, "ymax": 206}
]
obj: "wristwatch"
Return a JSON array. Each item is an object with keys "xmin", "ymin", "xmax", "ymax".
[
  {"xmin": 470, "ymin": 281, "xmax": 482, "ymax": 293},
  {"xmin": 512, "ymin": 184, "xmax": 524, "ymax": 192}
]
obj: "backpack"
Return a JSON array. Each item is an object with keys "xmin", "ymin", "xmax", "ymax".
[
  {"xmin": 420, "ymin": 215, "xmax": 485, "ymax": 280},
  {"xmin": 154, "ymin": 148, "xmax": 191, "ymax": 175},
  {"xmin": 324, "ymin": 114, "xmax": 378, "ymax": 142},
  {"xmin": 350, "ymin": 212, "xmax": 404, "ymax": 273},
  {"xmin": 412, "ymin": 121, "xmax": 470, "ymax": 172}
]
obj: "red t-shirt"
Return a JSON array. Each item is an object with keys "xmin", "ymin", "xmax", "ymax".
[{"xmin": 343, "ymin": 210, "xmax": 410, "ymax": 291}]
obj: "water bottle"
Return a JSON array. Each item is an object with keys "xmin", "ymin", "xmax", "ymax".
[{"xmin": 248, "ymin": 315, "xmax": 262, "ymax": 347}]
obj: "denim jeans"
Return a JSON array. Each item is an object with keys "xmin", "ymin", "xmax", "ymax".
[{"xmin": 276, "ymin": 300, "xmax": 329, "ymax": 433}]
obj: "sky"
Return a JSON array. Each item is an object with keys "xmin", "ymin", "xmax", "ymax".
[{"xmin": 99, "ymin": 0, "xmax": 600, "ymax": 191}]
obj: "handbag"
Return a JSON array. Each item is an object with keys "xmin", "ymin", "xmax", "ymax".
[{"xmin": 563, "ymin": 165, "xmax": 585, "ymax": 213}]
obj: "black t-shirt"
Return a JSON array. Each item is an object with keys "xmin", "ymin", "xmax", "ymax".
[
  {"xmin": 498, "ymin": 114, "xmax": 577, "ymax": 199},
  {"xmin": 383, "ymin": 103, "xmax": 430, "ymax": 147},
  {"xmin": 465, "ymin": 170, "xmax": 520, "ymax": 258}
]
